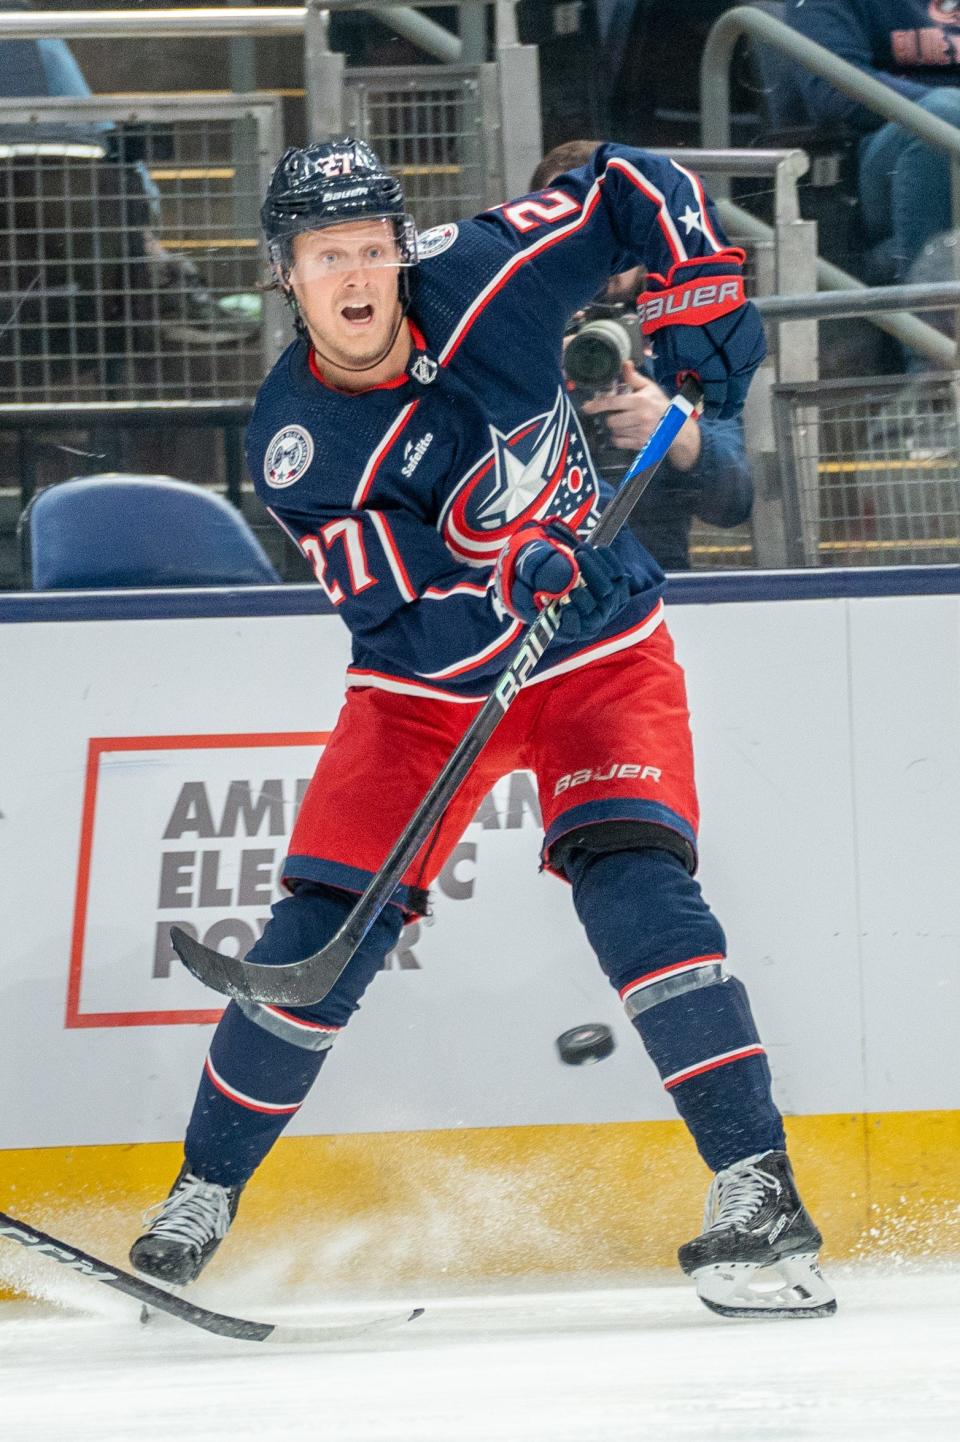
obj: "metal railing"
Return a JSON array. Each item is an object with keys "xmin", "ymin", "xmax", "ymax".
[
  {"xmin": 0, "ymin": 5, "xmax": 463, "ymax": 67},
  {"xmin": 700, "ymin": 3, "xmax": 960, "ymax": 369},
  {"xmin": 343, "ymin": 66, "xmax": 494, "ymax": 230},
  {"xmin": 0, "ymin": 81, "xmax": 513, "ymax": 409},
  {"xmin": 754, "ymin": 285, "xmax": 960, "ymax": 567},
  {"xmin": 0, "ymin": 5, "xmax": 541, "ymax": 203},
  {"xmin": 3, "ymin": 401, "xmax": 252, "ymax": 509}
]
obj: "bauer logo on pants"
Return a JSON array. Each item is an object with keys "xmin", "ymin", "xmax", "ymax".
[{"xmin": 264, "ymin": 425, "xmax": 314, "ymax": 488}]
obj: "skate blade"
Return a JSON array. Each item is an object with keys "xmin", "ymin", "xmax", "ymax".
[
  {"xmin": 139, "ymin": 1279, "xmax": 187, "ymax": 1328},
  {"xmin": 693, "ymin": 1251, "xmax": 837, "ymax": 1319}
]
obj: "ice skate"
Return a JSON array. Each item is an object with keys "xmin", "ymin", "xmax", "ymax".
[
  {"xmin": 130, "ymin": 1163, "xmax": 244, "ymax": 1285},
  {"xmin": 678, "ymin": 1150, "xmax": 837, "ymax": 1319}
]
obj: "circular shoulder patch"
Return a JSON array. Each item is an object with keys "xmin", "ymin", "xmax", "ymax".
[
  {"xmin": 264, "ymin": 424, "xmax": 315, "ymax": 489},
  {"xmin": 416, "ymin": 222, "xmax": 459, "ymax": 259}
]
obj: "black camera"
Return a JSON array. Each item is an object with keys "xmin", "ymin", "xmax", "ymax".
[{"xmin": 563, "ymin": 302, "xmax": 643, "ymax": 391}]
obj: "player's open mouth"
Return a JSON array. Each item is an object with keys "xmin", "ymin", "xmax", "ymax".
[{"xmin": 340, "ymin": 302, "xmax": 374, "ymax": 327}]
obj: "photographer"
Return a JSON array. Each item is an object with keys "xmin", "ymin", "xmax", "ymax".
[{"xmin": 532, "ymin": 142, "xmax": 755, "ymax": 570}]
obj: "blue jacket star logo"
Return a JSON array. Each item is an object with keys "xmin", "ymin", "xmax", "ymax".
[{"xmin": 440, "ymin": 388, "xmax": 600, "ymax": 565}]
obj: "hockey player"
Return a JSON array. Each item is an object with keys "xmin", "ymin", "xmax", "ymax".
[{"xmin": 131, "ymin": 137, "xmax": 836, "ymax": 1319}]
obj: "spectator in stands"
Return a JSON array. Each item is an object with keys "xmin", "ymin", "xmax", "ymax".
[
  {"xmin": 530, "ymin": 141, "xmax": 755, "ymax": 570},
  {"xmin": 0, "ymin": 0, "xmax": 253, "ymax": 346},
  {"xmin": 787, "ymin": 0, "xmax": 960, "ymax": 289}
]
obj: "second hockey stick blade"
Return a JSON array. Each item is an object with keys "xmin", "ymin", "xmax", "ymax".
[
  {"xmin": 173, "ymin": 378, "xmax": 702, "ymax": 1007},
  {"xmin": 0, "ymin": 1210, "xmax": 424, "ymax": 1344}
]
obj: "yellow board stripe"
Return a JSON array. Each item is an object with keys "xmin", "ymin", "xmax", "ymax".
[
  {"xmin": 819, "ymin": 458, "xmax": 955, "ymax": 473},
  {"xmin": 149, "ymin": 168, "xmax": 237, "ymax": 182},
  {"xmin": 1, "ymin": 1111, "xmax": 958, "ymax": 1301},
  {"xmin": 158, "ymin": 238, "xmax": 259, "ymax": 250},
  {"xmin": 816, "ymin": 537, "xmax": 960, "ymax": 554}
]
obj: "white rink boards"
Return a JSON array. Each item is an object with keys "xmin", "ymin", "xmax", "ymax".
[
  {"xmin": 0, "ymin": 572, "xmax": 958, "ymax": 1283},
  {"xmin": 0, "ymin": 578, "xmax": 958, "ymax": 1145}
]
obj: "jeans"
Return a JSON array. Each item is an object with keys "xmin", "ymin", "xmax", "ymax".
[{"xmin": 859, "ymin": 86, "xmax": 960, "ymax": 280}]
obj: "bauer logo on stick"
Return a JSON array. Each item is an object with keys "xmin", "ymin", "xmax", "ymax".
[{"xmin": 264, "ymin": 425, "xmax": 314, "ymax": 488}]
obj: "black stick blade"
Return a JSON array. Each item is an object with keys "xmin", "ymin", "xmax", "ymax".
[
  {"xmin": 171, "ymin": 925, "xmax": 352, "ymax": 1007},
  {"xmin": 1, "ymin": 1209, "xmax": 424, "ymax": 1345},
  {"xmin": 0, "ymin": 1211, "xmax": 272, "ymax": 1340}
]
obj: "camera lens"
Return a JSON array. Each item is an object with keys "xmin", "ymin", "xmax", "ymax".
[{"xmin": 564, "ymin": 318, "xmax": 633, "ymax": 389}]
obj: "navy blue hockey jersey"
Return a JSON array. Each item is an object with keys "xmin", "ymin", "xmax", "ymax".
[{"xmin": 247, "ymin": 143, "xmax": 745, "ymax": 700}]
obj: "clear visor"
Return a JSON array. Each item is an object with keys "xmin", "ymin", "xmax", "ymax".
[{"xmin": 281, "ymin": 215, "xmax": 418, "ymax": 279}]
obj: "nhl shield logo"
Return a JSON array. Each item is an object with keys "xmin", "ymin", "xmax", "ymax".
[
  {"xmin": 410, "ymin": 353, "xmax": 438, "ymax": 386},
  {"xmin": 264, "ymin": 425, "xmax": 314, "ymax": 489},
  {"xmin": 440, "ymin": 387, "xmax": 600, "ymax": 565}
]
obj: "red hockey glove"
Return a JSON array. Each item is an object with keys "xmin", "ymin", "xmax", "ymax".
[
  {"xmin": 495, "ymin": 518, "xmax": 579, "ymax": 620},
  {"xmin": 494, "ymin": 517, "xmax": 631, "ymax": 641},
  {"xmin": 636, "ymin": 248, "xmax": 766, "ymax": 419}
]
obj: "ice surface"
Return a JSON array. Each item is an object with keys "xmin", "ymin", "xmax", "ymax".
[{"xmin": 1, "ymin": 1268, "xmax": 957, "ymax": 1442}]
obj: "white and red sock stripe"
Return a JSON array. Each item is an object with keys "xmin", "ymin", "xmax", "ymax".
[
  {"xmin": 662, "ymin": 1044, "xmax": 767, "ymax": 1091},
  {"xmin": 204, "ymin": 1055, "xmax": 303, "ymax": 1115},
  {"xmin": 619, "ymin": 952, "xmax": 723, "ymax": 1004},
  {"xmin": 260, "ymin": 1005, "xmax": 341, "ymax": 1037}
]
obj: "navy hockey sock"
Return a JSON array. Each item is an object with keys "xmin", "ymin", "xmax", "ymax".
[
  {"xmin": 632, "ymin": 975, "xmax": 785, "ymax": 1171},
  {"xmin": 566, "ymin": 847, "xmax": 785, "ymax": 1171},
  {"xmin": 185, "ymin": 1001, "xmax": 326, "ymax": 1186},
  {"xmin": 184, "ymin": 881, "xmax": 401, "ymax": 1187}
]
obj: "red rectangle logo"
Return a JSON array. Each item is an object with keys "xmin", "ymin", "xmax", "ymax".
[{"xmin": 66, "ymin": 732, "xmax": 328, "ymax": 1028}]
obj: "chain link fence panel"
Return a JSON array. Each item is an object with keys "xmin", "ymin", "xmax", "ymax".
[
  {"xmin": 0, "ymin": 97, "xmax": 282, "ymax": 405},
  {"xmin": 773, "ymin": 373, "xmax": 960, "ymax": 566},
  {"xmin": 343, "ymin": 65, "xmax": 492, "ymax": 229}
]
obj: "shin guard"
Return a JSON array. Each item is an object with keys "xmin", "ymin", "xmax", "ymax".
[
  {"xmin": 566, "ymin": 846, "xmax": 785, "ymax": 1171},
  {"xmin": 184, "ymin": 882, "xmax": 401, "ymax": 1186}
]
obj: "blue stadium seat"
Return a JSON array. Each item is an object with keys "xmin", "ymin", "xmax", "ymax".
[{"xmin": 19, "ymin": 474, "xmax": 281, "ymax": 589}]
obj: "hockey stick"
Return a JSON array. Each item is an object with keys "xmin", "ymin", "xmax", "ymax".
[
  {"xmin": 172, "ymin": 376, "xmax": 702, "ymax": 1007},
  {"xmin": 0, "ymin": 1210, "xmax": 423, "ymax": 1344}
]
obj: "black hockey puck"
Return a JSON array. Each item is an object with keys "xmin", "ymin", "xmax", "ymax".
[{"xmin": 555, "ymin": 1023, "xmax": 616, "ymax": 1066}]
